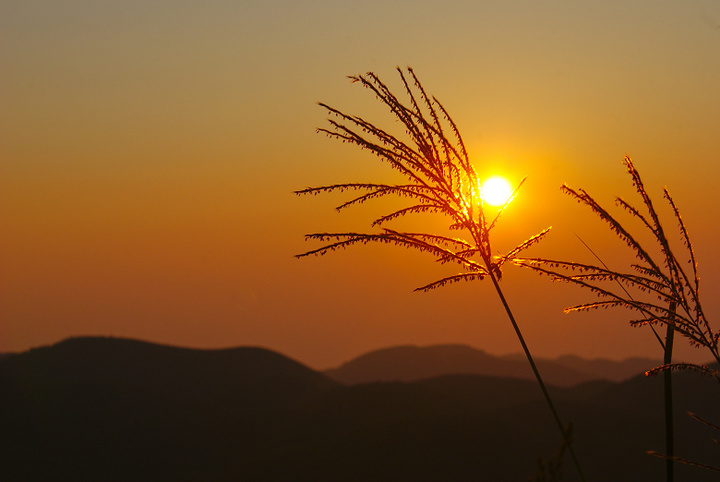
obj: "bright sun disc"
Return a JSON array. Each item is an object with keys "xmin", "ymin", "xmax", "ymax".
[{"xmin": 480, "ymin": 176, "xmax": 513, "ymax": 206}]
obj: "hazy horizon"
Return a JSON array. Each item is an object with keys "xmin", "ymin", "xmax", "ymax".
[
  {"xmin": 0, "ymin": 334, "xmax": 676, "ymax": 373},
  {"xmin": 3, "ymin": 1, "xmax": 720, "ymax": 369}
]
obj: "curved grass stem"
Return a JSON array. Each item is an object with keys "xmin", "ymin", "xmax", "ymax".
[
  {"xmin": 663, "ymin": 321, "xmax": 675, "ymax": 482},
  {"xmin": 488, "ymin": 271, "xmax": 587, "ymax": 482}
]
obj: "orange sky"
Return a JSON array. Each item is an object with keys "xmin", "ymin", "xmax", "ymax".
[{"xmin": 3, "ymin": 1, "xmax": 720, "ymax": 368}]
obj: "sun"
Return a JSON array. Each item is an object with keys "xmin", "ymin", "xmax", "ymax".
[{"xmin": 480, "ymin": 176, "xmax": 514, "ymax": 206}]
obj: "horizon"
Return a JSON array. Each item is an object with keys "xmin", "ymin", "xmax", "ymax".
[
  {"xmin": 1, "ymin": 334, "xmax": 675, "ymax": 372},
  {"xmin": 3, "ymin": 1, "xmax": 719, "ymax": 370}
]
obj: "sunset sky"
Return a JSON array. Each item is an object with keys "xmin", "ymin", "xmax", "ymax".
[{"xmin": 3, "ymin": 1, "xmax": 720, "ymax": 369}]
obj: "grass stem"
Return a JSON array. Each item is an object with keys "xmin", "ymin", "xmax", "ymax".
[
  {"xmin": 663, "ymin": 320, "xmax": 675, "ymax": 482},
  {"xmin": 488, "ymin": 271, "xmax": 587, "ymax": 482}
]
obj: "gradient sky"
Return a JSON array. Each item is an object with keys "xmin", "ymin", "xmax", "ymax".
[{"xmin": 3, "ymin": 0, "xmax": 720, "ymax": 369}]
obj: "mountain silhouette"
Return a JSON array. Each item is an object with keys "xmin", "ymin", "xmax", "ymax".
[
  {"xmin": 323, "ymin": 344, "xmax": 661, "ymax": 387},
  {"xmin": 0, "ymin": 337, "xmax": 338, "ymax": 480},
  {"xmin": 2, "ymin": 336, "xmax": 336, "ymax": 409},
  {"xmin": 1, "ymin": 337, "xmax": 717, "ymax": 481}
]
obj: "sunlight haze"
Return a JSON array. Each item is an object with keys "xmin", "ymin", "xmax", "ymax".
[
  {"xmin": 480, "ymin": 176, "xmax": 514, "ymax": 206},
  {"xmin": 2, "ymin": 0, "xmax": 720, "ymax": 369}
]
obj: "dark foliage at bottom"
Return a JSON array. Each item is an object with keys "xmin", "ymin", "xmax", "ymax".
[{"xmin": 1, "ymin": 337, "xmax": 718, "ymax": 481}]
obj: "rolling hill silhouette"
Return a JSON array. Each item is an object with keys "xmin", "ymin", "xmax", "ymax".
[
  {"xmin": 323, "ymin": 344, "xmax": 661, "ymax": 387},
  {"xmin": 1, "ymin": 337, "xmax": 718, "ymax": 481}
]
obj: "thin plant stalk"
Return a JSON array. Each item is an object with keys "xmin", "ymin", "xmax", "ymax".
[
  {"xmin": 663, "ymin": 315, "xmax": 675, "ymax": 482},
  {"xmin": 488, "ymin": 271, "xmax": 586, "ymax": 480},
  {"xmin": 297, "ymin": 68, "xmax": 586, "ymax": 480},
  {"xmin": 577, "ymin": 232, "xmax": 676, "ymax": 480}
]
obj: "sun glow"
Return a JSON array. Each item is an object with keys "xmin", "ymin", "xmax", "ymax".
[{"xmin": 480, "ymin": 176, "xmax": 514, "ymax": 206}]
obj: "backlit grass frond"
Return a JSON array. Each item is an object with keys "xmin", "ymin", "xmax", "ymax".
[
  {"xmin": 645, "ymin": 363, "xmax": 720, "ymax": 381},
  {"xmin": 414, "ymin": 272, "xmax": 489, "ymax": 292},
  {"xmin": 297, "ymin": 68, "xmax": 585, "ymax": 480},
  {"xmin": 297, "ymin": 67, "xmax": 549, "ymax": 291},
  {"xmin": 515, "ymin": 156, "xmax": 719, "ymax": 368}
]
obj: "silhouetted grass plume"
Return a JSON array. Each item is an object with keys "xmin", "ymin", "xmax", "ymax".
[
  {"xmin": 296, "ymin": 67, "xmax": 585, "ymax": 480},
  {"xmin": 516, "ymin": 156, "xmax": 720, "ymax": 480}
]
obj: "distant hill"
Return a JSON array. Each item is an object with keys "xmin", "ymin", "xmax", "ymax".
[
  {"xmin": 0, "ymin": 336, "xmax": 337, "ymax": 412},
  {"xmin": 0, "ymin": 336, "xmax": 339, "ymax": 480},
  {"xmin": 552, "ymin": 353, "xmax": 661, "ymax": 382},
  {"xmin": 323, "ymin": 344, "xmax": 661, "ymax": 387},
  {"xmin": 1, "ymin": 337, "xmax": 717, "ymax": 481}
]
